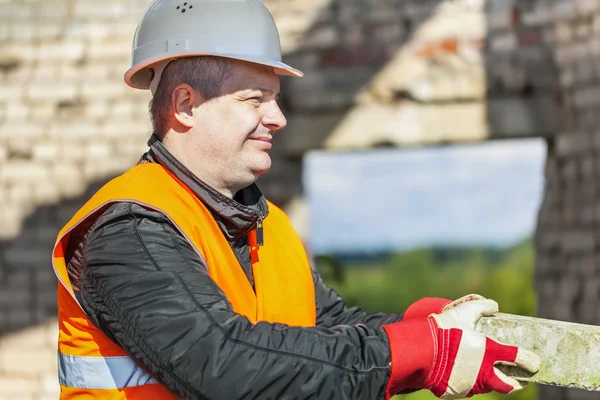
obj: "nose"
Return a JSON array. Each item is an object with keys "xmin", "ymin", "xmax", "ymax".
[{"xmin": 261, "ymin": 100, "xmax": 287, "ymax": 132}]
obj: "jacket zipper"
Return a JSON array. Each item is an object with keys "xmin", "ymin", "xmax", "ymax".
[{"xmin": 256, "ymin": 218, "xmax": 264, "ymax": 247}]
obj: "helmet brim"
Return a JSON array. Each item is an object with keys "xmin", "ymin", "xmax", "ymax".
[{"xmin": 124, "ymin": 53, "xmax": 303, "ymax": 90}]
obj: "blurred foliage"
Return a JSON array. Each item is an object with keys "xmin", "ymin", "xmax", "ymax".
[{"xmin": 315, "ymin": 238, "xmax": 537, "ymax": 400}]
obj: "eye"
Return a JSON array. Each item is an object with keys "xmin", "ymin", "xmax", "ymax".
[{"xmin": 247, "ymin": 97, "xmax": 261, "ymax": 106}]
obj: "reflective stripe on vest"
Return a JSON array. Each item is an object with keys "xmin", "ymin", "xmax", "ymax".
[{"xmin": 58, "ymin": 352, "xmax": 157, "ymax": 389}]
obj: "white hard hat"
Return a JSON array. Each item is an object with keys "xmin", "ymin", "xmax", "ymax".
[{"xmin": 124, "ymin": 0, "xmax": 303, "ymax": 93}]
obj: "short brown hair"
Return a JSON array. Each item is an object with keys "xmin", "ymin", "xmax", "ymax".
[{"xmin": 149, "ymin": 56, "xmax": 234, "ymax": 135}]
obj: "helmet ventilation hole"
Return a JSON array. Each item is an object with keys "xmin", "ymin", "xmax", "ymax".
[{"xmin": 177, "ymin": 2, "xmax": 191, "ymax": 13}]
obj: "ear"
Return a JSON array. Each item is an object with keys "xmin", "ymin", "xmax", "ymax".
[{"xmin": 171, "ymin": 84, "xmax": 204, "ymax": 129}]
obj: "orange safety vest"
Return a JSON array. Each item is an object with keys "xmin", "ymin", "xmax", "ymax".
[{"xmin": 52, "ymin": 162, "xmax": 316, "ymax": 399}]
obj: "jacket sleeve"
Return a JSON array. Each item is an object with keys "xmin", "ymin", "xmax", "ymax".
[
  {"xmin": 79, "ymin": 203, "xmax": 393, "ymax": 400},
  {"xmin": 313, "ymin": 270, "xmax": 404, "ymax": 328}
]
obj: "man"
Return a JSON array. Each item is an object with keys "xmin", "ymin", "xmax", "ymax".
[{"xmin": 52, "ymin": 0, "xmax": 540, "ymax": 399}]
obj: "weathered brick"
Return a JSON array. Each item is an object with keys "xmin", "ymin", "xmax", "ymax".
[
  {"xmin": 0, "ymin": 84, "xmax": 23, "ymax": 101},
  {"xmin": 36, "ymin": 40, "xmax": 85, "ymax": 62},
  {"xmin": 85, "ymin": 142, "xmax": 112, "ymax": 159},
  {"xmin": 37, "ymin": 22, "xmax": 64, "ymax": 39},
  {"xmin": 0, "ymin": 122, "xmax": 45, "ymax": 141},
  {"xmin": 0, "ymin": 162, "xmax": 49, "ymax": 185},
  {"xmin": 73, "ymin": 1, "xmax": 133, "ymax": 19},
  {"xmin": 40, "ymin": 375, "xmax": 60, "ymax": 397},
  {"xmin": 50, "ymin": 122, "xmax": 103, "ymax": 140},
  {"xmin": 81, "ymin": 81, "xmax": 128, "ymax": 99},
  {"xmin": 103, "ymin": 120, "xmax": 152, "ymax": 139},
  {"xmin": 27, "ymin": 81, "xmax": 78, "ymax": 102},
  {"xmin": 51, "ymin": 164, "xmax": 86, "ymax": 198},
  {"xmin": 6, "ymin": 184, "xmax": 33, "ymax": 208},
  {"xmin": 83, "ymin": 157, "xmax": 133, "ymax": 181},
  {"xmin": 32, "ymin": 65, "xmax": 58, "ymax": 80},
  {"xmin": 30, "ymin": 103, "xmax": 56, "ymax": 121},
  {"xmin": 0, "ymin": 205, "xmax": 23, "ymax": 240},
  {"xmin": 32, "ymin": 143, "xmax": 60, "ymax": 162},
  {"xmin": 87, "ymin": 40, "xmax": 131, "ymax": 61},
  {"xmin": 0, "ymin": 42, "xmax": 36, "ymax": 64},
  {"xmin": 0, "ymin": 377, "xmax": 37, "ymax": 397},
  {"xmin": 32, "ymin": 3, "xmax": 69, "ymax": 20},
  {"xmin": 0, "ymin": 288, "xmax": 30, "ymax": 309},
  {"xmin": 0, "ymin": 346, "xmax": 55, "ymax": 377}
]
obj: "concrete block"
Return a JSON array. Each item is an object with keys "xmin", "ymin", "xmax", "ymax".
[
  {"xmin": 36, "ymin": 40, "xmax": 84, "ymax": 63},
  {"xmin": 87, "ymin": 40, "xmax": 131, "ymax": 61},
  {"xmin": 81, "ymin": 81, "xmax": 128, "ymax": 99},
  {"xmin": 0, "ymin": 162, "xmax": 49, "ymax": 185},
  {"xmin": 50, "ymin": 164, "xmax": 86, "ymax": 198},
  {"xmin": 34, "ymin": 181, "xmax": 61, "ymax": 205},
  {"xmin": 27, "ymin": 81, "xmax": 77, "ymax": 102},
  {"xmin": 32, "ymin": 143, "xmax": 59, "ymax": 162},
  {"xmin": 0, "ymin": 346, "xmax": 55, "ymax": 377},
  {"xmin": 50, "ymin": 122, "xmax": 103, "ymax": 140},
  {"xmin": 30, "ymin": 103, "xmax": 57, "ymax": 121},
  {"xmin": 0, "ymin": 122, "xmax": 45, "ymax": 141},
  {"xmin": 477, "ymin": 313, "xmax": 600, "ymax": 390},
  {"xmin": 0, "ymin": 84, "xmax": 23, "ymax": 101},
  {"xmin": 37, "ymin": 22, "xmax": 64, "ymax": 39},
  {"xmin": 0, "ymin": 205, "xmax": 23, "ymax": 240},
  {"xmin": 0, "ymin": 378, "xmax": 38, "ymax": 397},
  {"xmin": 85, "ymin": 142, "xmax": 112, "ymax": 159}
]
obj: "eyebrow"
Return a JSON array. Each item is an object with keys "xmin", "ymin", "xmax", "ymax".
[{"xmin": 258, "ymin": 88, "xmax": 281, "ymax": 98}]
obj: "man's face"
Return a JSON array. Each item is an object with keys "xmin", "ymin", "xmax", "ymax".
[{"xmin": 189, "ymin": 60, "xmax": 286, "ymax": 191}]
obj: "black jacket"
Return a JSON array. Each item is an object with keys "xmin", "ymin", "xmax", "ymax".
[{"xmin": 70, "ymin": 135, "xmax": 404, "ymax": 399}]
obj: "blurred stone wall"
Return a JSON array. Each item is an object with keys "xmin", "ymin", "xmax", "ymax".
[{"xmin": 0, "ymin": 0, "xmax": 598, "ymax": 399}]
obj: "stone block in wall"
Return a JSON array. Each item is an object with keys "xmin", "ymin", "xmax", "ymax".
[
  {"xmin": 34, "ymin": 181, "xmax": 62, "ymax": 206},
  {"xmin": 30, "ymin": 103, "xmax": 57, "ymax": 121},
  {"xmin": 0, "ymin": 205, "xmax": 23, "ymax": 240},
  {"xmin": 573, "ymin": 86, "xmax": 600, "ymax": 109},
  {"xmin": 6, "ymin": 184, "xmax": 34, "ymax": 210},
  {"xmin": 0, "ymin": 377, "xmax": 38, "ymax": 398},
  {"xmin": 0, "ymin": 162, "xmax": 49, "ymax": 185},
  {"xmin": 87, "ymin": 40, "xmax": 131, "ymax": 61},
  {"xmin": 103, "ymin": 120, "xmax": 152, "ymax": 139},
  {"xmin": 51, "ymin": 164, "xmax": 86, "ymax": 198},
  {"xmin": 73, "ymin": 1, "xmax": 137, "ymax": 19},
  {"xmin": 84, "ymin": 101, "xmax": 110, "ymax": 119},
  {"xmin": 27, "ymin": 81, "xmax": 78, "ymax": 102},
  {"xmin": 81, "ymin": 81, "xmax": 129, "ymax": 99},
  {"xmin": 37, "ymin": 21, "xmax": 64, "ymax": 40},
  {"xmin": 4, "ymin": 246, "xmax": 52, "ymax": 270},
  {"xmin": 50, "ymin": 122, "xmax": 103, "ymax": 140},
  {"xmin": 41, "ymin": 375, "xmax": 60, "ymax": 398},
  {"xmin": 575, "ymin": 0, "xmax": 600, "ymax": 16},
  {"xmin": 0, "ymin": 41, "xmax": 36, "ymax": 65},
  {"xmin": 556, "ymin": 132, "xmax": 591, "ymax": 156},
  {"xmin": 0, "ymin": 84, "xmax": 23, "ymax": 102},
  {"xmin": 562, "ymin": 231, "xmax": 595, "ymax": 253},
  {"xmin": 489, "ymin": 32, "xmax": 518, "ymax": 53},
  {"xmin": 84, "ymin": 142, "xmax": 112, "ymax": 159},
  {"xmin": 83, "ymin": 157, "xmax": 135, "ymax": 181},
  {"xmin": 0, "ymin": 346, "xmax": 55, "ymax": 378},
  {"xmin": 36, "ymin": 40, "xmax": 85, "ymax": 63}
]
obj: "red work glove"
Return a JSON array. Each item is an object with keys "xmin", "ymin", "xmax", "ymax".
[
  {"xmin": 404, "ymin": 294, "xmax": 486, "ymax": 320},
  {"xmin": 383, "ymin": 298, "xmax": 540, "ymax": 400}
]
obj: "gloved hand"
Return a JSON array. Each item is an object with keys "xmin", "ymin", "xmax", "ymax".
[
  {"xmin": 383, "ymin": 298, "xmax": 540, "ymax": 400},
  {"xmin": 403, "ymin": 294, "xmax": 486, "ymax": 320}
]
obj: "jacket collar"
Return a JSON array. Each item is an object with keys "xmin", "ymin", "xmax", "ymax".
[{"xmin": 143, "ymin": 134, "xmax": 269, "ymax": 243}]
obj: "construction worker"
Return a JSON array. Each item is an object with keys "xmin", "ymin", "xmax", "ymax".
[{"xmin": 52, "ymin": 0, "xmax": 540, "ymax": 399}]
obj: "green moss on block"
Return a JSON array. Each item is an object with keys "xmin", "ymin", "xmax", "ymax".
[{"xmin": 476, "ymin": 313, "xmax": 600, "ymax": 390}]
